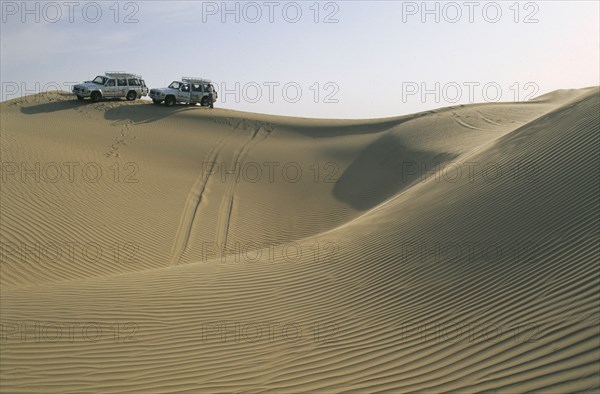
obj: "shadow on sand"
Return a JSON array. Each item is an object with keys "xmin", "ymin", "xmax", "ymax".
[
  {"xmin": 18, "ymin": 94, "xmax": 132, "ymax": 115},
  {"xmin": 19, "ymin": 97, "xmax": 88, "ymax": 115},
  {"xmin": 333, "ymin": 133, "xmax": 458, "ymax": 210}
]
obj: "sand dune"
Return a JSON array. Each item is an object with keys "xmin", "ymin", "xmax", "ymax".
[{"xmin": 1, "ymin": 87, "xmax": 598, "ymax": 392}]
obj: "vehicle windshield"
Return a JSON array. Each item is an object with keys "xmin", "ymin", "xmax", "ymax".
[
  {"xmin": 168, "ymin": 81, "xmax": 181, "ymax": 89},
  {"xmin": 92, "ymin": 76, "xmax": 108, "ymax": 85}
]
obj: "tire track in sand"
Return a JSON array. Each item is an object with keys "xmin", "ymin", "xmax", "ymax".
[
  {"xmin": 168, "ymin": 128, "xmax": 235, "ymax": 266},
  {"xmin": 214, "ymin": 121, "xmax": 274, "ymax": 255},
  {"xmin": 169, "ymin": 119, "xmax": 273, "ymax": 266}
]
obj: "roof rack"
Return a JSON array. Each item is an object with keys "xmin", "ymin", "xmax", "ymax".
[
  {"xmin": 105, "ymin": 71, "xmax": 142, "ymax": 79},
  {"xmin": 182, "ymin": 76, "xmax": 212, "ymax": 84}
]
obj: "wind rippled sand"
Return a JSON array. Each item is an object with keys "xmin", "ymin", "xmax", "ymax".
[{"xmin": 1, "ymin": 87, "xmax": 598, "ymax": 393}]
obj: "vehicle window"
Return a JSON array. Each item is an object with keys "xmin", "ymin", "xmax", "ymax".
[
  {"xmin": 181, "ymin": 84, "xmax": 190, "ymax": 92},
  {"xmin": 117, "ymin": 78, "xmax": 127, "ymax": 86},
  {"xmin": 92, "ymin": 76, "xmax": 107, "ymax": 84},
  {"xmin": 141, "ymin": 80, "xmax": 146, "ymax": 87},
  {"xmin": 127, "ymin": 79, "xmax": 139, "ymax": 86},
  {"xmin": 192, "ymin": 84, "xmax": 202, "ymax": 92},
  {"xmin": 168, "ymin": 81, "xmax": 181, "ymax": 89},
  {"xmin": 106, "ymin": 79, "xmax": 116, "ymax": 87}
]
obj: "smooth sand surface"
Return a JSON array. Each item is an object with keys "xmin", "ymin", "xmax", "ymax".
[{"xmin": 1, "ymin": 87, "xmax": 598, "ymax": 392}]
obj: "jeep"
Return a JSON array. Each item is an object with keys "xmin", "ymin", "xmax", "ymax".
[
  {"xmin": 149, "ymin": 77, "xmax": 218, "ymax": 108},
  {"xmin": 72, "ymin": 72, "xmax": 149, "ymax": 102}
]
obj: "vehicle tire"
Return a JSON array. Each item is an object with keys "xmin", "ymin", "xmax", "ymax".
[
  {"xmin": 126, "ymin": 91, "xmax": 137, "ymax": 101},
  {"xmin": 76, "ymin": 95, "xmax": 84, "ymax": 101},
  {"xmin": 90, "ymin": 91, "xmax": 101, "ymax": 102},
  {"xmin": 165, "ymin": 96, "xmax": 176, "ymax": 107},
  {"xmin": 152, "ymin": 99, "xmax": 162, "ymax": 105},
  {"xmin": 200, "ymin": 97, "xmax": 209, "ymax": 107}
]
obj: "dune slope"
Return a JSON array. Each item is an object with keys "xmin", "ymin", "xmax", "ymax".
[{"xmin": 1, "ymin": 88, "xmax": 598, "ymax": 393}]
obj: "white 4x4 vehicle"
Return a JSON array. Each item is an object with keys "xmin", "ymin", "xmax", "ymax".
[
  {"xmin": 72, "ymin": 72, "xmax": 148, "ymax": 102},
  {"xmin": 149, "ymin": 77, "xmax": 218, "ymax": 108}
]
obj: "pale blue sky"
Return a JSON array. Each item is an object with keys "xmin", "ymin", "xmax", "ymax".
[{"xmin": 1, "ymin": 1, "xmax": 598, "ymax": 118}]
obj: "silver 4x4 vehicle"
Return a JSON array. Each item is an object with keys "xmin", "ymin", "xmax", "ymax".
[
  {"xmin": 72, "ymin": 72, "xmax": 148, "ymax": 102},
  {"xmin": 149, "ymin": 77, "xmax": 218, "ymax": 108}
]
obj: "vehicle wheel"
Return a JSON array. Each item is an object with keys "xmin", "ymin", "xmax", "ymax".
[
  {"xmin": 76, "ymin": 95, "xmax": 84, "ymax": 101},
  {"xmin": 90, "ymin": 91, "xmax": 101, "ymax": 102},
  {"xmin": 165, "ymin": 96, "xmax": 175, "ymax": 107},
  {"xmin": 126, "ymin": 91, "xmax": 137, "ymax": 101},
  {"xmin": 200, "ymin": 97, "xmax": 209, "ymax": 107},
  {"xmin": 152, "ymin": 99, "xmax": 162, "ymax": 105}
]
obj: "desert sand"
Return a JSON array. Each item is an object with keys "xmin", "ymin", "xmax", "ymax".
[{"xmin": 1, "ymin": 87, "xmax": 598, "ymax": 392}]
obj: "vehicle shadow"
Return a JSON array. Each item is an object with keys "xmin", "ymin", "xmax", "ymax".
[
  {"xmin": 19, "ymin": 95, "xmax": 124, "ymax": 115},
  {"xmin": 17, "ymin": 92, "xmax": 87, "ymax": 114}
]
